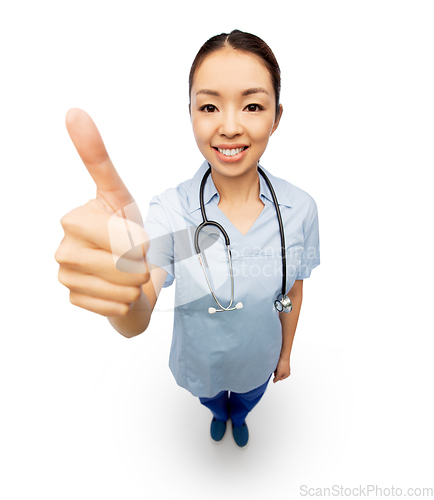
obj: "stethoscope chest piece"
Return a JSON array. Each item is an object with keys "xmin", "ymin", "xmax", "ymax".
[{"xmin": 274, "ymin": 294, "xmax": 293, "ymax": 313}]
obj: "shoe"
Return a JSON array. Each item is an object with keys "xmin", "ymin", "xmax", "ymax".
[
  {"xmin": 232, "ymin": 421, "xmax": 249, "ymax": 448},
  {"xmin": 210, "ymin": 418, "xmax": 227, "ymax": 444}
]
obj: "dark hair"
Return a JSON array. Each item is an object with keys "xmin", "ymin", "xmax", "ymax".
[{"xmin": 189, "ymin": 29, "xmax": 281, "ymax": 118}]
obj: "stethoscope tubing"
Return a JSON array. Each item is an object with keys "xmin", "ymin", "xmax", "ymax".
[
  {"xmin": 194, "ymin": 167, "xmax": 230, "ymax": 252},
  {"xmin": 194, "ymin": 163, "xmax": 287, "ymax": 310},
  {"xmin": 257, "ymin": 165, "xmax": 287, "ymax": 299}
]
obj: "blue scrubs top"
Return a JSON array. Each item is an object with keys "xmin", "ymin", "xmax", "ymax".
[{"xmin": 143, "ymin": 160, "xmax": 320, "ymax": 398}]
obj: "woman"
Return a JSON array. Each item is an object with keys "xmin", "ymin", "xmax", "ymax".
[{"xmin": 55, "ymin": 30, "xmax": 320, "ymax": 449}]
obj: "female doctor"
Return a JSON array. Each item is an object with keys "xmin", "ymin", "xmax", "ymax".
[{"xmin": 55, "ymin": 30, "xmax": 320, "ymax": 449}]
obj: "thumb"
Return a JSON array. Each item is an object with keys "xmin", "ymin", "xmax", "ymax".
[{"xmin": 65, "ymin": 108, "xmax": 137, "ymax": 218}]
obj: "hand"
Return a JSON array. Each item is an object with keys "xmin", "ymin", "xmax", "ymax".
[
  {"xmin": 55, "ymin": 108, "xmax": 150, "ymax": 317},
  {"xmin": 273, "ymin": 357, "xmax": 291, "ymax": 383}
]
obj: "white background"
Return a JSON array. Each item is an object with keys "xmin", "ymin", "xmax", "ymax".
[{"xmin": 1, "ymin": 0, "xmax": 433, "ymax": 498}]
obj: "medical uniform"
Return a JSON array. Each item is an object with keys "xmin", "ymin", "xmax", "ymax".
[{"xmin": 143, "ymin": 160, "xmax": 320, "ymax": 400}]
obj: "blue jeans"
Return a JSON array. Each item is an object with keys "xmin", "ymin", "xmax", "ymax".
[{"xmin": 199, "ymin": 374, "xmax": 272, "ymax": 427}]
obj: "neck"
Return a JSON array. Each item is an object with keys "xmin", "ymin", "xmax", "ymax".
[{"xmin": 210, "ymin": 164, "xmax": 261, "ymax": 206}]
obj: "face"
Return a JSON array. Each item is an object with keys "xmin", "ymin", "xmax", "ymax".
[{"xmin": 190, "ymin": 48, "xmax": 282, "ymax": 177}]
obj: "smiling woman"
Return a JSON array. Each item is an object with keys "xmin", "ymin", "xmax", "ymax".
[{"xmin": 56, "ymin": 29, "xmax": 320, "ymax": 450}]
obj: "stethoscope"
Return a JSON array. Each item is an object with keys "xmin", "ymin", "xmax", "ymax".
[{"xmin": 194, "ymin": 163, "xmax": 293, "ymax": 315}]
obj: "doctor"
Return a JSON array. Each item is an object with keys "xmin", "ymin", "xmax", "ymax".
[{"xmin": 55, "ymin": 30, "xmax": 320, "ymax": 450}]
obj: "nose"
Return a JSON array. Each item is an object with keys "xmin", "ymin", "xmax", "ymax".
[{"xmin": 218, "ymin": 110, "xmax": 243, "ymax": 139}]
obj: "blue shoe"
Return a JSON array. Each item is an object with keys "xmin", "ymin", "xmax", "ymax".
[
  {"xmin": 232, "ymin": 421, "xmax": 249, "ymax": 448},
  {"xmin": 210, "ymin": 418, "xmax": 227, "ymax": 444}
]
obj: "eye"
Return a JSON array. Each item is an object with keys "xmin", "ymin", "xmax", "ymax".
[
  {"xmin": 199, "ymin": 104, "xmax": 218, "ymax": 113},
  {"xmin": 245, "ymin": 103, "xmax": 264, "ymax": 112}
]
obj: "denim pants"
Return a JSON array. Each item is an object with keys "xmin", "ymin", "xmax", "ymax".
[{"xmin": 199, "ymin": 374, "xmax": 272, "ymax": 427}]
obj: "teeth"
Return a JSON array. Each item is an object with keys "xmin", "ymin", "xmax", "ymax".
[{"xmin": 218, "ymin": 147, "xmax": 245, "ymax": 156}]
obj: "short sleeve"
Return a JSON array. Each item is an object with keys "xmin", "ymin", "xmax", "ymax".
[
  {"xmin": 297, "ymin": 200, "xmax": 320, "ymax": 280},
  {"xmin": 143, "ymin": 195, "xmax": 175, "ymax": 288}
]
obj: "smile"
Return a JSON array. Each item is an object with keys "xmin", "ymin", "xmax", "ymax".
[
  {"xmin": 216, "ymin": 147, "xmax": 246, "ymax": 157},
  {"xmin": 212, "ymin": 145, "xmax": 249, "ymax": 163}
]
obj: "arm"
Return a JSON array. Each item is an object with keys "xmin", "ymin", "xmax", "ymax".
[
  {"xmin": 273, "ymin": 279, "xmax": 303, "ymax": 383},
  {"xmin": 107, "ymin": 267, "xmax": 168, "ymax": 339}
]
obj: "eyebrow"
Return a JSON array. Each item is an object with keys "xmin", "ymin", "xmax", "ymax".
[
  {"xmin": 196, "ymin": 87, "xmax": 269, "ymax": 97},
  {"xmin": 242, "ymin": 87, "xmax": 269, "ymax": 97}
]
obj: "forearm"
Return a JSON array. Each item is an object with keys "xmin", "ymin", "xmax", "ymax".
[
  {"xmin": 278, "ymin": 281, "xmax": 303, "ymax": 359},
  {"xmin": 107, "ymin": 288, "xmax": 152, "ymax": 338}
]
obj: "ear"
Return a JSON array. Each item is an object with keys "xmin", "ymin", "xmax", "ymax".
[
  {"xmin": 271, "ymin": 104, "xmax": 283, "ymax": 136},
  {"xmin": 188, "ymin": 102, "xmax": 191, "ymax": 119}
]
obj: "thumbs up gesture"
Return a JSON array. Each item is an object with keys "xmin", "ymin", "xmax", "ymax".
[{"xmin": 55, "ymin": 109, "xmax": 151, "ymax": 317}]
